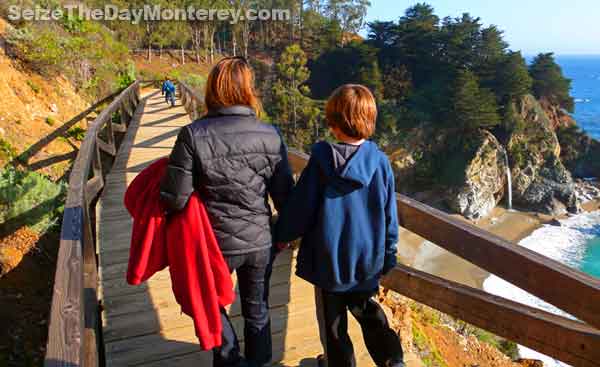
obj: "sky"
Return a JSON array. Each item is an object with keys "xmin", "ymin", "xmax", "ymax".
[{"xmin": 363, "ymin": 0, "xmax": 600, "ymax": 56}]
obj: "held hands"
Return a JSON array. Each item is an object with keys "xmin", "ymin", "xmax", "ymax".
[{"xmin": 276, "ymin": 242, "xmax": 291, "ymax": 251}]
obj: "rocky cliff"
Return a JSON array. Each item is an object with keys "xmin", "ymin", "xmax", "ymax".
[
  {"xmin": 389, "ymin": 128, "xmax": 508, "ymax": 219},
  {"xmin": 508, "ymin": 95, "xmax": 579, "ymax": 215},
  {"xmin": 389, "ymin": 94, "xmax": 584, "ymax": 218},
  {"xmin": 539, "ymin": 98, "xmax": 577, "ymax": 130},
  {"xmin": 445, "ymin": 130, "xmax": 507, "ymax": 219}
]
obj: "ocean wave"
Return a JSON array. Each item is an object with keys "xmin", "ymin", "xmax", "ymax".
[
  {"xmin": 574, "ymin": 98, "xmax": 592, "ymax": 103},
  {"xmin": 483, "ymin": 211, "xmax": 600, "ymax": 367}
]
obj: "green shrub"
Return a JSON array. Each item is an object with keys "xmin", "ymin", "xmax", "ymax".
[
  {"xmin": 27, "ymin": 79, "xmax": 41, "ymax": 94},
  {"xmin": 0, "ymin": 167, "xmax": 65, "ymax": 234},
  {"xmin": 116, "ymin": 62, "xmax": 137, "ymax": 90},
  {"xmin": 509, "ymin": 141, "xmax": 529, "ymax": 169},
  {"xmin": 45, "ymin": 116, "xmax": 56, "ymax": 126},
  {"xmin": 473, "ymin": 328, "xmax": 519, "ymax": 360},
  {"xmin": 0, "ymin": 139, "xmax": 18, "ymax": 162},
  {"xmin": 180, "ymin": 74, "xmax": 206, "ymax": 92},
  {"xmin": 7, "ymin": 26, "xmax": 66, "ymax": 75},
  {"xmin": 65, "ymin": 126, "xmax": 86, "ymax": 141}
]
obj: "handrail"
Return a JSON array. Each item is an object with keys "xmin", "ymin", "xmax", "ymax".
[
  {"xmin": 286, "ymin": 150, "xmax": 600, "ymax": 367},
  {"xmin": 178, "ymin": 81, "xmax": 205, "ymax": 121},
  {"xmin": 394, "ymin": 194, "xmax": 600, "ymax": 328},
  {"xmin": 44, "ymin": 81, "xmax": 141, "ymax": 367}
]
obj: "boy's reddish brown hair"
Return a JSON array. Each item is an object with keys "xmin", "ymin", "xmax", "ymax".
[
  {"xmin": 205, "ymin": 57, "xmax": 262, "ymax": 115},
  {"xmin": 325, "ymin": 84, "xmax": 377, "ymax": 139}
]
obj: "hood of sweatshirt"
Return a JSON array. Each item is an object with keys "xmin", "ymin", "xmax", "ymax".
[{"xmin": 313, "ymin": 141, "xmax": 380, "ymax": 193}]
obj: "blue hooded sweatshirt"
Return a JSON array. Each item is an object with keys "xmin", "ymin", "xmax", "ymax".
[
  {"xmin": 276, "ymin": 140, "xmax": 399, "ymax": 292},
  {"xmin": 162, "ymin": 80, "xmax": 176, "ymax": 95}
]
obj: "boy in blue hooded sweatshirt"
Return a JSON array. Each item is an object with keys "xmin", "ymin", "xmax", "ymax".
[
  {"xmin": 161, "ymin": 78, "xmax": 176, "ymax": 107},
  {"xmin": 276, "ymin": 84, "xmax": 404, "ymax": 367}
]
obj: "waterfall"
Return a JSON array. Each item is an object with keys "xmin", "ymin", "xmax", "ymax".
[{"xmin": 503, "ymin": 149, "xmax": 513, "ymax": 210}]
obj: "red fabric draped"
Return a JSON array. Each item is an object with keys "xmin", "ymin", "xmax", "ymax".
[{"xmin": 124, "ymin": 158, "xmax": 235, "ymax": 350}]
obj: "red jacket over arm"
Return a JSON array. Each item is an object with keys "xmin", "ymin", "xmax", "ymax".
[{"xmin": 124, "ymin": 158, "xmax": 235, "ymax": 350}]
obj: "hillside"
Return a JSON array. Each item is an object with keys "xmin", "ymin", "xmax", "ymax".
[{"xmin": 0, "ymin": 18, "xmax": 89, "ymax": 179}]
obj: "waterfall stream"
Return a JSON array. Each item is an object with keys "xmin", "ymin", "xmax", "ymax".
[{"xmin": 503, "ymin": 149, "xmax": 513, "ymax": 210}]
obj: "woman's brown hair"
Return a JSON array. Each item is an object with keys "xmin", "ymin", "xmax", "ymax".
[
  {"xmin": 205, "ymin": 57, "xmax": 262, "ymax": 115},
  {"xmin": 325, "ymin": 84, "xmax": 377, "ymax": 139}
]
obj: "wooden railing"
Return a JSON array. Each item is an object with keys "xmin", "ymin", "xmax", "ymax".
[
  {"xmin": 178, "ymin": 81, "xmax": 205, "ymax": 121},
  {"xmin": 286, "ymin": 151, "xmax": 600, "ymax": 367},
  {"xmin": 44, "ymin": 82, "xmax": 141, "ymax": 367}
]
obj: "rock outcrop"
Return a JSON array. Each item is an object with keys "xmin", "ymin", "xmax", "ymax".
[
  {"xmin": 445, "ymin": 130, "xmax": 507, "ymax": 219},
  {"xmin": 388, "ymin": 94, "xmax": 586, "ymax": 218},
  {"xmin": 558, "ymin": 128, "xmax": 600, "ymax": 179},
  {"xmin": 508, "ymin": 95, "xmax": 579, "ymax": 215},
  {"xmin": 540, "ymin": 98, "xmax": 576, "ymax": 130}
]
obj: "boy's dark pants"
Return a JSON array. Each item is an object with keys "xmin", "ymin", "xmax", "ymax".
[
  {"xmin": 318, "ymin": 289, "xmax": 403, "ymax": 367},
  {"xmin": 213, "ymin": 248, "xmax": 274, "ymax": 367},
  {"xmin": 165, "ymin": 91, "xmax": 175, "ymax": 106}
]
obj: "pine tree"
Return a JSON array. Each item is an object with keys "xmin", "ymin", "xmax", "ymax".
[
  {"xmin": 450, "ymin": 70, "xmax": 500, "ymax": 131},
  {"xmin": 529, "ymin": 53, "xmax": 574, "ymax": 112},
  {"xmin": 272, "ymin": 44, "xmax": 321, "ymax": 147},
  {"xmin": 496, "ymin": 51, "xmax": 532, "ymax": 101}
]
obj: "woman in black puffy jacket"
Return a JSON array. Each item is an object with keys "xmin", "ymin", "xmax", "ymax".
[{"xmin": 160, "ymin": 57, "xmax": 294, "ymax": 367}]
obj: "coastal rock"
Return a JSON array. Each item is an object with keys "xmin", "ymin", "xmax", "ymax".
[
  {"xmin": 445, "ymin": 131, "xmax": 507, "ymax": 219},
  {"xmin": 508, "ymin": 95, "xmax": 579, "ymax": 216},
  {"xmin": 574, "ymin": 180, "xmax": 600, "ymax": 203},
  {"xmin": 540, "ymin": 98, "xmax": 576, "ymax": 130},
  {"xmin": 558, "ymin": 128, "xmax": 600, "ymax": 179}
]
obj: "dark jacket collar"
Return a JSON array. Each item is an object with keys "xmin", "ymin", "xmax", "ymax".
[{"xmin": 207, "ymin": 105, "xmax": 256, "ymax": 117}]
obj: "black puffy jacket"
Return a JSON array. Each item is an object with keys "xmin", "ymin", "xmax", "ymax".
[{"xmin": 160, "ymin": 106, "xmax": 294, "ymax": 256}]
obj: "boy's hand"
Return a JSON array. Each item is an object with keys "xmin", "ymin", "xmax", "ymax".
[
  {"xmin": 275, "ymin": 242, "xmax": 290, "ymax": 251},
  {"xmin": 276, "ymin": 242, "xmax": 291, "ymax": 251}
]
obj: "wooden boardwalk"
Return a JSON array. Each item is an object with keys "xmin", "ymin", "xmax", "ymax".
[{"xmin": 97, "ymin": 90, "xmax": 374, "ymax": 366}]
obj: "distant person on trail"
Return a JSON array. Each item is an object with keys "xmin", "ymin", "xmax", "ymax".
[
  {"xmin": 160, "ymin": 56, "xmax": 294, "ymax": 367},
  {"xmin": 161, "ymin": 78, "xmax": 176, "ymax": 107},
  {"xmin": 275, "ymin": 84, "xmax": 405, "ymax": 367}
]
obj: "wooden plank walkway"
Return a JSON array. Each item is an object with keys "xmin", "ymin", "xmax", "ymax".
[{"xmin": 97, "ymin": 90, "xmax": 374, "ymax": 366}]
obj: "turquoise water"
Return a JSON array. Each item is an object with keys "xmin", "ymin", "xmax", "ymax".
[{"xmin": 581, "ymin": 235, "xmax": 600, "ymax": 277}]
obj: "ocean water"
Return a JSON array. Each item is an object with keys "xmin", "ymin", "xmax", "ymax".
[
  {"xmin": 483, "ymin": 211, "xmax": 600, "ymax": 366},
  {"xmin": 483, "ymin": 55, "xmax": 600, "ymax": 366},
  {"xmin": 556, "ymin": 55, "xmax": 600, "ymax": 139}
]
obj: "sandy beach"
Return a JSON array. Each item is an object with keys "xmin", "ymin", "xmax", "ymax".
[{"xmin": 397, "ymin": 199, "xmax": 600, "ymax": 289}]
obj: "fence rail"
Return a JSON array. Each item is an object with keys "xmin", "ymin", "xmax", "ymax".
[
  {"xmin": 286, "ymin": 150, "xmax": 600, "ymax": 367},
  {"xmin": 44, "ymin": 81, "xmax": 141, "ymax": 367},
  {"xmin": 178, "ymin": 81, "xmax": 205, "ymax": 120}
]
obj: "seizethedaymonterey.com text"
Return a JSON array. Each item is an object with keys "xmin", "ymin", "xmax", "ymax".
[{"xmin": 7, "ymin": 4, "xmax": 291, "ymax": 25}]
